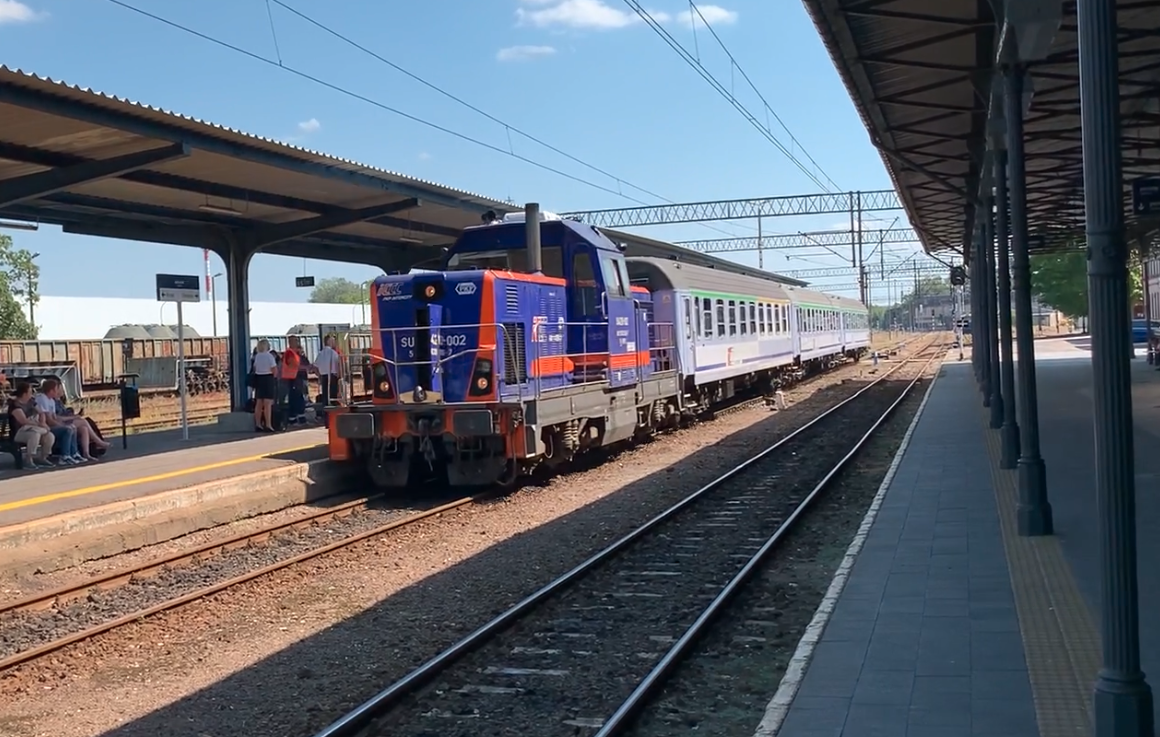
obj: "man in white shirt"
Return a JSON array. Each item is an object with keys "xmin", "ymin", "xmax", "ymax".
[
  {"xmin": 35, "ymin": 379, "xmax": 87, "ymax": 463},
  {"xmin": 315, "ymin": 335, "xmax": 342, "ymax": 406}
]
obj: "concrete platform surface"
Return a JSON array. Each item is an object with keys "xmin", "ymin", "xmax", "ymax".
[
  {"xmin": 756, "ymin": 359, "xmax": 1105, "ymax": 737},
  {"xmin": 0, "ymin": 425, "xmax": 328, "ymax": 525}
]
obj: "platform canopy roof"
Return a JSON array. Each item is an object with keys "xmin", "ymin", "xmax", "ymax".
[
  {"xmin": 0, "ymin": 66, "xmax": 522, "ymax": 269},
  {"xmin": 0, "ymin": 66, "xmax": 798, "ymax": 277},
  {"xmin": 803, "ymin": 0, "xmax": 1160, "ymax": 258}
]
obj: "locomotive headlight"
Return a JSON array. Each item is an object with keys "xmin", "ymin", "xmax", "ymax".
[
  {"xmin": 424, "ymin": 285, "xmax": 436, "ymax": 298},
  {"xmin": 378, "ymin": 380, "xmax": 390, "ymax": 393},
  {"xmin": 476, "ymin": 376, "xmax": 490, "ymax": 390}
]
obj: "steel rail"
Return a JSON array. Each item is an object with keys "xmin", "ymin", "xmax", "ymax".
[
  {"xmin": 0, "ymin": 494, "xmax": 478, "ymax": 672},
  {"xmin": 310, "ymin": 338, "xmax": 942, "ymax": 737},
  {"xmin": 593, "ymin": 350, "xmax": 942, "ymax": 736}
]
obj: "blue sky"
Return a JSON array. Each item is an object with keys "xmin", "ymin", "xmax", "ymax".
[{"xmin": 0, "ymin": 0, "xmax": 932, "ymax": 305}]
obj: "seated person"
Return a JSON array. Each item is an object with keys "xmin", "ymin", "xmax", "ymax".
[
  {"xmin": 35, "ymin": 379, "xmax": 96, "ymax": 463},
  {"xmin": 54, "ymin": 391, "xmax": 109, "ymax": 456},
  {"xmin": 7, "ymin": 381, "xmax": 55, "ymax": 469}
]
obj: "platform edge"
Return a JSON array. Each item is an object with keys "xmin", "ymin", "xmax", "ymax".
[{"xmin": 750, "ymin": 365, "xmax": 942, "ymax": 737}]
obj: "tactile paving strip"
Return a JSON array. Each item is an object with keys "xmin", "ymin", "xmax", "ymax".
[{"xmin": 980, "ymin": 409, "xmax": 1099, "ymax": 737}]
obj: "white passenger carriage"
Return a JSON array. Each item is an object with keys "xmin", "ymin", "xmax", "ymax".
[
  {"xmin": 625, "ymin": 257, "xmax": 870, "ymax": 409},
  {"xmin": 786, "ymin": 288, "xmax": 871, "ymax": 365}
]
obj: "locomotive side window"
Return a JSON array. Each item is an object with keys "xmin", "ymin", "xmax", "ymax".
[
  {"xmin": 570, "ymin": 252, "xmax": 600, "ymax": 317},
  {"xmin": 716, "ymin": 300, "xmax": 726, "ymax": 337},
  {"xmin": 599, "ymin": 255, "xmax": 626, "ymax": 299}
]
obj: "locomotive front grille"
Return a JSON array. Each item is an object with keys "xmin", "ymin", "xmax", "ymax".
[{"xmin": 502, "ymin": 321, "xmax": 528, "ymax": 384}]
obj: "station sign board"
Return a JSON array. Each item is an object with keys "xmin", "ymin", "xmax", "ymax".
[
  {"xmin": 155, "ymin": 273, "xmax": 201, "ymax": 303},
  {"xmin": 1132, "ymin": 177, "xmax": 1160, "ymax": 215},
  {"xmin": 296, "ymin": 276, "xmax": 316, "ymax": 288}
]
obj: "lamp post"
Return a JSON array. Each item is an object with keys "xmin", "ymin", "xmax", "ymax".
[
  {"xmin": 26, "ymin": 251, "xmax": 39, "ymax": 330},
  {"xmin": 211, "ymin": 272, "xmax": 223, "ymax": 337}
]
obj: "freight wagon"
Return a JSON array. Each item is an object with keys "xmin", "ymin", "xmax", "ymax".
[{"xmin": 0, "ymin": 332, "xmax": 375, "ymax": 399}]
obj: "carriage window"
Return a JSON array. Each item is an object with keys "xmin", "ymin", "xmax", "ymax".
[
  {"xmin": 749, "ymin": 303, "xmax": 757, "ymax": 335},
  {"xmin": 691, "ymin": 299, "xmax": 699, "ymax": 337},
  {"xmin": 702, "ymin": 297, "xmax": 714, "ymax": 337},
  {"xmin": 759, "ymin": 303, "xmax": 766, "ymax": 335},
  {"xmin": 739, "ymin": 302, "xmax": 748, "ymax": 335},
  {"xmin": 716, "ymin": 299, "xmax": 726, "ymax": 337},
  {"xmin": 728, "ymin": 300, "xmax": 737, "ymax": 336}
]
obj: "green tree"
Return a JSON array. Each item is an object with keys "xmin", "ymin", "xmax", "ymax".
[
  {"xmin": 308, "ymin": 277, "xmax": 367, "ymax": 304},
  {"xmin": 1029, "ymin": 248, "xmax": 1142, "ymax": 319},
  {"xmin": 0, "ymin": 234, "xmax": 38, "ymax": 339}
]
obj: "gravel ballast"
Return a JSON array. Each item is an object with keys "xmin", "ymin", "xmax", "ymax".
[
  {"xmin": 626, "ymin": 362, "xmax": 937, "ymax": 737},
  {"xmin": 0, "ymin": 345, "xmax": 932, "ymax": 737},
  {"xmin": 353, "ymin": 368, "xmax": 927, "ymax": 736}
]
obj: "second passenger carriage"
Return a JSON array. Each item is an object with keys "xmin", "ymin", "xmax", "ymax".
[{"xmin": 327, "ymin": 208, "xmax": 870, "ymax": 489}]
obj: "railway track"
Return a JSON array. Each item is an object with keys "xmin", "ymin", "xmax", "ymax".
[
  {"xmin": 310, "ymin": 343, "xmax": 943, "ymax": 737},
  {"xmin": 0, "ymin": 339, "xmax": 935, "ymax": 677}
]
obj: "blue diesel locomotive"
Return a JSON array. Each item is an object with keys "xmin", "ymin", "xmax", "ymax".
[{"xmin": 327, "ymin": 208, "xmax": 869, "ymax": 488}]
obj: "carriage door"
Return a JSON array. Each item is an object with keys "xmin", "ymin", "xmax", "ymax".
[{"xmin": 682, "ymin": 296, "xmax": 697, "ymax": 371}]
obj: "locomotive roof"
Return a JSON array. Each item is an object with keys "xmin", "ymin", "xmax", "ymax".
[
  {"xmin": 626, "ymin": 257, "xmax": 868, "ymax": 311},
  {"xmin": 456, "ymin": 217, "xmax": 621, "ymax": 252}
]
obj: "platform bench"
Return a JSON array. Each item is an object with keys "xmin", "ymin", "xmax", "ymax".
[{"xmin": 0, "ymin": 413, "xmax": 27, "ymax": 470}]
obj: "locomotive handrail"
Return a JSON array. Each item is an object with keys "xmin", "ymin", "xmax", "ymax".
[{"xmin": 361, "ymin": 319, "xmax": 681, "ymax": 402}]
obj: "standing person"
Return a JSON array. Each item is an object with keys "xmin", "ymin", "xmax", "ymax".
[
  {"xmin": 251, "ymin": 339, "xmax": 277, "ymax": 432},
  {"xmin": 315, "ymin": 334, "xmax": 342, "ymax": 407},
  {"xmin": 280, "ymin": 336, "xmax": 308, "ymax": 426}
]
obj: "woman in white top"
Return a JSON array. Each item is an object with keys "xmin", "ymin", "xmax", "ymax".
[
  {"xmin": 250, "ymin": 339, "xmax": 278, "ymax": 432},
  {"xmin": 315, "ymin": 334, "xmax": 342, "ymax": 406}
]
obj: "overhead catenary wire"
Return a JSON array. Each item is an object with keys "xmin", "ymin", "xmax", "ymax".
[
  {"xmin": 627, "ymin": 1, "xmax": 922, "ymax": 253},
  {"xmin": 103, "ymin": 0, "xmax": 751, "ymax": 240},
  {"xmin": 266, "ymin": 0, "xmax": 756, "ymax": 239}
]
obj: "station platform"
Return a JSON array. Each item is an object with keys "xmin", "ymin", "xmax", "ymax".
[
  {"xmin": 757, "ymin": 343, "xmax": 1160, "ymax": 737},
  {"xmin": 0, "ymin": 422, "xmax": 339, "ymax": 577}
]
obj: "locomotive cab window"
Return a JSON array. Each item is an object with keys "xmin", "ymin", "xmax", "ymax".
[
  {"xmin": 599, "ymin": 255, "xmax": 627, "ymax": 299},
  {"xmin": 446, "ymin": 245, "xmax": 565, "ymax": 278},
  {"xmin": 570, "ymin": 251, "xmax": 600, "ymax": 317}
]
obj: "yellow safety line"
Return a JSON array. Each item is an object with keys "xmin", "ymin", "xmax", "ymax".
[{"xmin": 0, "ymin": 443, "xmax": 325, "ymax": 513}]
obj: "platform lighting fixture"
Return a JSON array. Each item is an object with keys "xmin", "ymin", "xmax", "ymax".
[
  {"xmin": 198, "ymin": 203, "xmax": 243, "ymax": 216},
  {"xmin": 0, "ymin": 219, "xmax": 39, "ymax": 231}
]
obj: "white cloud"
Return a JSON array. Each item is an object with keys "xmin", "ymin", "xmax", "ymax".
[
  {"xmin": 0, "ymin": 0, "xmax": 44, "ymax": 25},
  {"xmin": 497, "ymin": 44, "xmax": 558, "ymax": 62},
  {"xmin": 297, "ymin": 118, "xmax": 321, "ymax": 134},
  {"xmin": 516, "ymin": 0, "xmax": 669, "ymax": 30},
  {"xmin": 513, "ymin": 1, "xmax": 736, "ymax": 32},
  {"xmin": 676, "ymin": 4, "xmax": 738, "ymax": 29}
]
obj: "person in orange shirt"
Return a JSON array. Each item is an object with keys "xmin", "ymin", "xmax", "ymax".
[{"xmin": 279, "ymin": 336, "xmax": 308, "ymax": 426}]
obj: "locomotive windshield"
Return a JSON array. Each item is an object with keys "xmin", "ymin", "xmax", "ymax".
[{"xmin": 444, "ymin": 245, "xmax": 565, "ymax": 277}]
